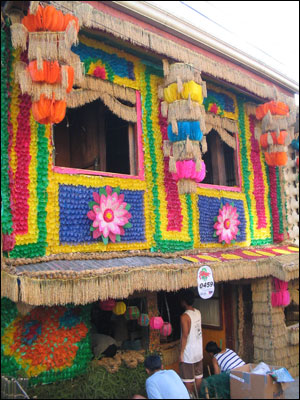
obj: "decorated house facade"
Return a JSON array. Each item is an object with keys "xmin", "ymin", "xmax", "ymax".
[{"xmin": 1, "ymin": 0, "xmax": 299, "ymax": 386}]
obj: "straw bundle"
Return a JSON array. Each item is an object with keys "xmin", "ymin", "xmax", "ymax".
[
  {"xmin": 172, "ymin": 140, "xmax": 201, "ymax": 161},
  {"xmin": 237, "ymin": 287, "xmax": 244, "ymax": 358},
  {"xmin": 10, "ymin": 23, "xmax": 28, "ymax": 51},
  {"xmin": 79, "ymin": 76, "xmax": 136, "ymax": 104},
  {"xmin": 254, "ymin": 334, "xmax": 288, "ymax": 350},
  {"xmin": 167, "ymin": 101, "xmax": 206, "ymax": 133},
  {"xmin": 67, "ymin": 89, "xmax": 137, "ymax": 122}
]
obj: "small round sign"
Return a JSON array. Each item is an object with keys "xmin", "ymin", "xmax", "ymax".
[{"xmin": 197, "ymin": 265, "xmax": 215, "ymax": 299}]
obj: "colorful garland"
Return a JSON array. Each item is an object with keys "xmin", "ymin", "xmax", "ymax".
[{"xmin": 1, "ymin": 300, "xmax": 92, "ymax": 385}]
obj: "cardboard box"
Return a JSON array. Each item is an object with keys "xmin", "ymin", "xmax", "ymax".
[{"xmin": 230, "ymin": 363, "xmax": 289, "ymax": 399}]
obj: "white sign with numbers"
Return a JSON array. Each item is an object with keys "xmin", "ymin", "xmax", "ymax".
[{"xmin": 197, "ymin": 265, "xmax": 215, "ymax": 299}]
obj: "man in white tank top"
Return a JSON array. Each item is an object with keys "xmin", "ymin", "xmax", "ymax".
[{"xmin": 179, "ymin": 289, "xmax": 203, "ymax": 398}]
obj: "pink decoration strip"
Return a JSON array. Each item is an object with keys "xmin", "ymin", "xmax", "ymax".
[
  {"xmin": 249, "ymin": 115, "xmax": 267, "ymax": 229},
  {"xmin": 159, "ymin": 101, "xmax": 183, "ymax": 232},
  {"xmin": 268, "ymin": 166, "xmax": 283, "ymax": 242},
  {"xmin": 11, "ymin": 92, "xmax": 32, "ymax": 235}
]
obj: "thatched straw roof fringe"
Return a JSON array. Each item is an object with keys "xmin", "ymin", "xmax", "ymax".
[
  {"xmin": 1, "ymin": 253, "xmax": 298, "ymax": 306},
  {"xmin": 50, "ymin": 1, "xmax": 296, "ymax": 108}
]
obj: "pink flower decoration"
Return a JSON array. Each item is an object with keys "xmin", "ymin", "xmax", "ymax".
[
  {"xmin": 213, "ymin": 203, "xmax": 240, "ymax": 244},
  {"xmin": 172, "ymin": 160, "xmax": 206, "ymax": 182},
  {"xmin": 93, "ymin": 66, "xmax": 106, "ymax": 79},
  {"xmin": 87, "ymin": 186, "xmax": 132, "ymax": 244}
]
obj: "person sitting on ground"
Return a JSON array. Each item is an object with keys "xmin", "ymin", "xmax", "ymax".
[
  {"xmin": 205, "ymin": 341, "xmax": 245, "ymax": 374},
  {"xmin": 133, "ymin": 355, "xmax": 190, "ymax": 399}
]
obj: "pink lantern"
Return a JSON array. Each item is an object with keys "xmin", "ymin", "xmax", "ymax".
[
  {"xmin": 160, "ymin": 322, "xmax": 172, "ymax": 337},
  {"xmin": 172, "ymin": 160, "xmax": 206, "ymax": 183},
  {"xmin": 149, "ymin": 316, "xmax": 164, "ymax": 330},
  {"xmin": 99, "ymin": 299, "xmax": 116, "ymax": 311},
  {"xmin": 271, "ymin": 278, "xmax": 290, "ymax": 307}
]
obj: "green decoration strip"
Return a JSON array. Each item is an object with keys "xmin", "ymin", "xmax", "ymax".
[
  {"xmin": 237, "ymin": 96, "xmax": 255, "ymax": 240},
  {"xmin": 1, "ymin": 24, "xmax": 13, "ymax": 234},
  {"xmin": 276, "ymin": 167, "xmax": 284, "ymax": 234}
]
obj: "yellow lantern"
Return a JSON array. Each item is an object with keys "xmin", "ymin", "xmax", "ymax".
[{"xmin": 113, "ymin": 301, "xmax": 127, "ymax": 316}]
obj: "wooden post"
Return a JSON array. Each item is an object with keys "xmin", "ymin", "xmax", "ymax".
[{"xmin": 128, "ymin": 123, "xmax": 137, "ymax": 175}]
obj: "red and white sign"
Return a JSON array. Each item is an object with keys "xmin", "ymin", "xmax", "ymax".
[{"xmin": 197, "ymin": 266, "xmax": 215, "ymax": 299}]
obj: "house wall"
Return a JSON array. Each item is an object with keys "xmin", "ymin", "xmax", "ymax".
[
  {"xmin": 1, "ymin": 28, "xmax": 288, "ymax": 259},
  {"xmin": 251, "ymin": 277, "xmax": 299, "ymax": 377}
]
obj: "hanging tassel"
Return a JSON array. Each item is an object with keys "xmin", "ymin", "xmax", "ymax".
[
  {"xmin": 161, "ymin": 101, "xmax": 168, "ymax": 118},
  {"xmin": 14, "ymin": 61, "xmax": 26, "ymax": 83},
  {"xmin": 267, "ymin": 131, "xmax": 273, "ymax": 146},
  {"xmin": 10, "ymin": 23, "xmax": 28, "ymax": 51},
  {"xmin": 61, "ymin": 65, "xmax": 69, "ymax": 90},
  {"xmin": 177, "ymin": 76, "xmax": 183, "ymax": 93},
  {"xmin": 65, "ymin": 20, "xmax": 78, "ymax": 48},
  {"xmin": 185, "ymin": 137, "xmax": 192, "ymax": 156},
  {"xmin": 36, "ymin": 46, "xmax": 43, "ymax": 70},
  {"xmin": 171, "ymin": 118, "xmax": 178, "ymax": 134},
  {"xmin": 162, "ymin": 59, "xmax": 170, "ymax": 77},
  {"xmin": 29, "ymin": 1, "xmax": 39, "ymax": 15},
  {"xmin": 158, "ymin": 86, "xmax": 164, "ymax": 99},
  {"xmin": 75, "ymin": 3, "xmax": 94, "ymax": 28},
  {"xmin": 195, "ymin": 157, "xmax": 202, "ymax": 172},
  {"xmin": 163, "ymin": 141, "xmax": 172, "ymax": 157},
  {"xmin": 201, "ymin": 81, "xmax": 207, "ymax": 98},
  {"xmin": 202, "ymin": 135, "xmax": 207, "ymax": 154},
  {"xmin": 188, "ymin": 93, "xmax": 192, "ymax": 110},
  {"xmin": 254, "ymin": 126, "xmax": 261, "ymax": 141},
  {"xmin": 262, "ymin": 110, "xmax": 273, "ymax": 132},
  {"xmin": 169, "ymin": 156, "xmax": 177, "ymax": 173}
]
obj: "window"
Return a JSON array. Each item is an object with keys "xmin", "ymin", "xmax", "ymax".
[
  {"xmin": 53, "ymin": 98, "xmax": 138, "ymax": 176},
  {"xmin": 193, "ymin": 285, "xmax": 222, "ymax": 329},
  {"xmin": 201, "ymin": 129, "xmax": 239, "ymax": 187}
]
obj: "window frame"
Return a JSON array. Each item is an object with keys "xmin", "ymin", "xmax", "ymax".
[
  {"xmin": 198, "ymin": 130, "xmax": 242, "ymax": 192},
  {"xmin": 192, "ymin": 285, "xmax": 224, "ymax": 330},
  {"xmin": 52, "ymin": 91, "xmax": 145, "ymax": 181}
]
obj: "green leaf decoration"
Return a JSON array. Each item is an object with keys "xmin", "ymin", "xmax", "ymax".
[
  {"xmin": 125, "ymin": 204, "xmax": 131, "ymax": 211},
  {"xmin": 213, "ymin": 216, "xmax": 218, "ymax": 222},
  {"xmin": 90, "ymin": 226, "xmax": 96, "ymax": 232},
  {"xmin": 115, "ymin": 235, "xmax": 121, "ymax": 242},
  {"xmin": 222, "ymin": 241, "xmax": 226, "ymax": 245},
  {"xmin": 113, "ymin": 187, "xmax": 120, "ymax": 195},
  {"xmin": 231, "ymin": 202, "xmax": 234, "ymax": 207},
  {"xmin": 99, "ymin": 187, "xmax": 107, "ymax": 196},
  {"xmin": 89, "ymin": 201, "xmax": 98, "ymax": 209},
  {"xmin": 237, "ymin": 230, "xmax": 240, "ymax": 235},
  {"xmin": 213, "ymin": 232, "xmax": 217, "ymax": 237},
  {"xmin": 124, "ymin": 222, "xmax": 132, "ymax": 229},
  {"xmin": 231, "ymin": 239, "xmax": 236, "ymax": 244},
  {"xmin": 102, "ymin": 236, "xmax": 109, "ymax": 245}
]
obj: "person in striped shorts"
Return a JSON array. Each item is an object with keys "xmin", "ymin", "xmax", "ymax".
[{"xmin": 205, "ymin": 341, "xmax": 245, "ymax": 374}]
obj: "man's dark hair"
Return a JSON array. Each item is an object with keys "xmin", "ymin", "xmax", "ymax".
[
  {"xmin": 144, "ymin": 355, "xmax": 162, "ymax": 371},
  {"xmin": 179, "ymin": 289, "xmax": 195, "ymax": 306},
  {"xmin": 205, "ymin": 341, "xmax": 221, "ymax": 355}
]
